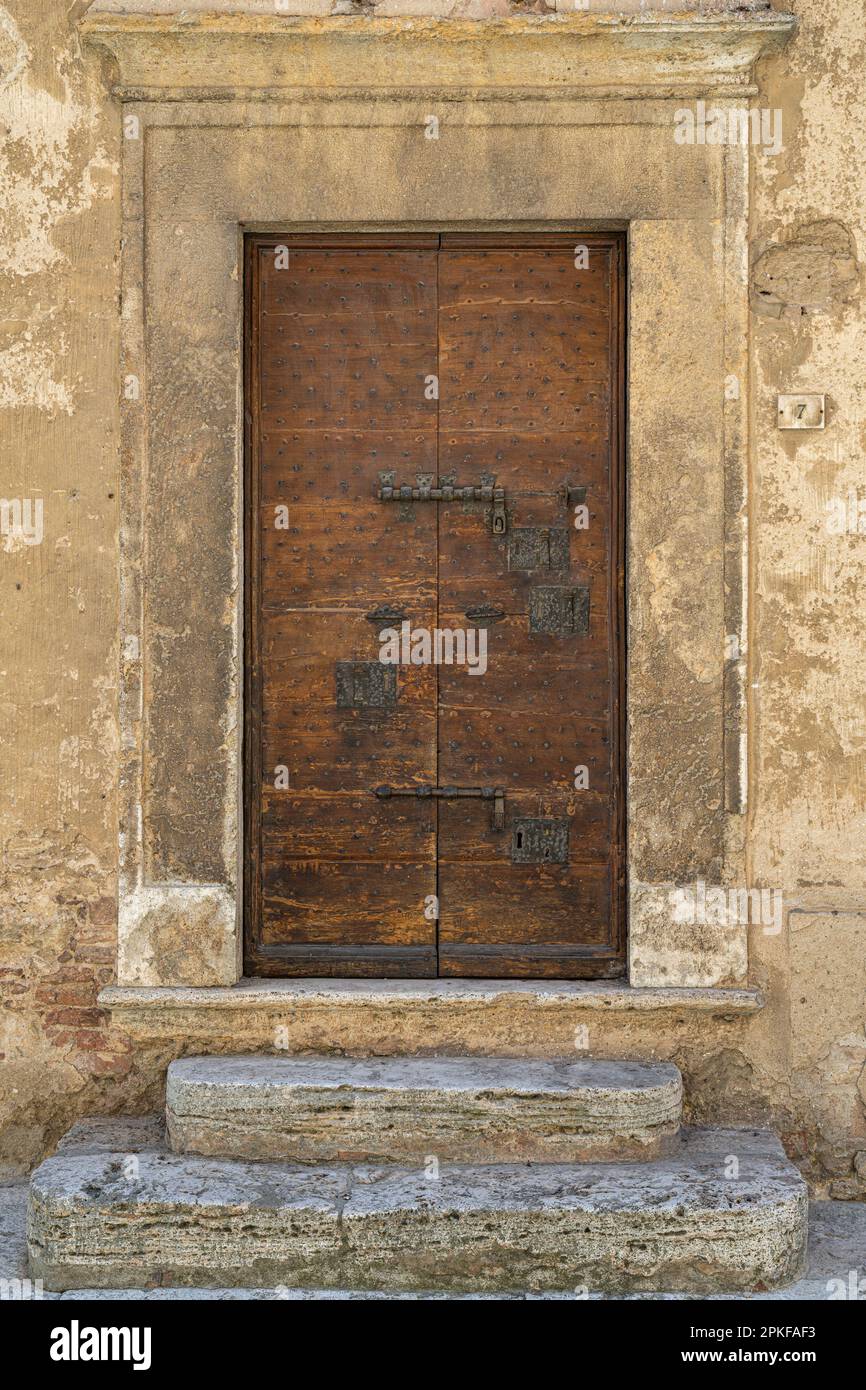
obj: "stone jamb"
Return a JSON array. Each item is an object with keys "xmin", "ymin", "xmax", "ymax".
[{"xmin": 80, "ymin": 13, "xmax": 796, "ymax": 990}]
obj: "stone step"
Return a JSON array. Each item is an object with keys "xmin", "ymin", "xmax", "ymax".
[
  {"xmin": 28, "ymin": 1119, "xmax": 808, "ymax": 1294},
  {"xmin": 165, "ymin": 1055, "xmax": 683, "ymax": 1164}
]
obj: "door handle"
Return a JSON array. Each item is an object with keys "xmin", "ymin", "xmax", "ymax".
[{"xmin": 373, "ymin": 783, "xmax": 506, "ymax": 832}]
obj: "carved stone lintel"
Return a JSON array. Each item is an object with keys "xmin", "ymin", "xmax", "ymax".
[{"xmin": 82, "ymin": 11, "xmax": 797, "ymax": 103}]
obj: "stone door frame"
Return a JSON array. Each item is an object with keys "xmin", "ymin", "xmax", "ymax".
[{"xmin": 82, "ymin": 8, "xmax": 796, "ymax": 991}]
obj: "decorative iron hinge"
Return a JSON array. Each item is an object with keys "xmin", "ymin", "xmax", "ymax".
[
  {"xmin": 376, "ymin": 472, "xmax": 507, "ymax": 535},
  {"xmin": 374, "ymin": 782, "xmax": 506, "ymax": 832}
]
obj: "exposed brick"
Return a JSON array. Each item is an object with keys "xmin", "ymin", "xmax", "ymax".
[
  {"xmin": 41, "ymin": 966, "xmax": 96, "ymax": 984},
  {"xmin": 35, "ymin": 984, "xmax": 98, "ymax": 1006},
  {"xmin": 88, "ymin": 897, "xmax": 117, "ymax": 926},
  {"xmin": 70, "ymin": 1031, "xmax": 114, "ymax": 1050},
  {"xmin": 43, "ymin": 1007, "xmax": 106, "ymax": 1028},
  {"xmin": 75, "ymin": 945, "xmax": 116, "ymax": 965},
  {"xmin": 78, "ymin": 1052, "xmax": 135, "ymax": 1078}
]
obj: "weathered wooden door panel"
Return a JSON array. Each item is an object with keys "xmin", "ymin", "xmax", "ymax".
[
  {"xmin": 246, "ymin": 233, "xmax": 625, "ymax": 978},
  {"xmin": 262, "ymin": 789, "xmax": 435, "ymax": 861},
  {"xmin": 438, "ymin": 433, "xmax": 609, "ymax": 496},
  {"xmin": 260, "ymin": 605, "xmax": 437, "ymax": 791},
  {"xmin": 436, "ymin": 616, "xmax": 611, "ymax": 721},
  {"xmin": 433, "ymin": 238, "xmax": 622, "ymax": 977},
  {"xmin": 260, "ymin": 506, "xmax": 437, "ymax": 605},
  {"xmin": 248, "ymin": 240, "xmax": 440, "ymax": 976},
  {"xmin": 437, "ymin": 860, "xmax": 612, "ymax": 980}
]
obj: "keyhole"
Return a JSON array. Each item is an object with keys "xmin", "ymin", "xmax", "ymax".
[{"xmin": 516, "ymin": 832, "xmax": 523, "ymax": 848}]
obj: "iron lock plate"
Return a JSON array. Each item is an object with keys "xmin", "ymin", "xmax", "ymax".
[
  {"xmin": 511, "ymin": 817, "xmax": 570, "ymax": 864},
  {"xmin": 336, "ymin": 661, "xmax": 397, "ymax": 709},
  {"xmin": 529, "ymin": 585, "xmax": 590, "ymax": 636},
  {"xmin": 507, "ymin": 527, "xmax": 569, "ymax": 572}
]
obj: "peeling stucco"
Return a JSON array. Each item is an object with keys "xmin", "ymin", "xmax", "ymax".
[
  {"xmin": 751, "ymin": 218, "xmax": 861, "ymax": 317},
  {"xmin": 0, "ymin": 0, "xmax": 122, "ymax": 1176}
]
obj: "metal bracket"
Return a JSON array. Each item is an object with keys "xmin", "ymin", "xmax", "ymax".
[
  {"xmin": 464, "ymin": 605, "xmax": 505, "ymax": 627},
  {"xmin": 374, "ymin": 782, "xmax": 506, "ymax": 832},
  {"xmin": 365, "ymin": 603, "xmax": 406, "ymax": 626}
]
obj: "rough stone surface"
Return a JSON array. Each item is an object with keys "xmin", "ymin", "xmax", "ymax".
[
  {"xmin": 104, "ymin": 978, "xmax": 765, "ymax": 1017},
  {"xmin": 0, "ymin": 1181, "xmax": 29, "ymax": 1281},
  {"xmin": 0, "ymin": 0, "xmax": 131, "ymax": 1179},
  {"xmin": 1, "ymin": 1183, "xmax": 860, "ymax": 1299},
  {"xmin": 785, "ymin": 912, "xmax": 866, "ymax": 1199},
  {"xmin": 56, "ymin": 1115, "xmax": 166, "ymax": 1154},
  {"xmin": 28, "ymin": 1118, "xmax": 807, "ymax": 1294},
  {"xmin": 165, "ymin": 1055, "xmax": 683, "ymax": 1163},
  {"xmin": 90, "ymin": 0, "xmax": 771, "ymax": 13}
]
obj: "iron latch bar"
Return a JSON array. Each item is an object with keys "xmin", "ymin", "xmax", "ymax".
[
  {"xmin": 376, "ymin": 474, "xmax": 507, "ymax": 535},
  {"xmin": 374, "ymin": 783, "xmax": 506, "ymax": 832}
]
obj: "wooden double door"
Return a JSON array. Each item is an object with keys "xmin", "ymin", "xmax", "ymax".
[{"xmin": 245, "ymin": 232, "xmax": 625, "ymax": 978}]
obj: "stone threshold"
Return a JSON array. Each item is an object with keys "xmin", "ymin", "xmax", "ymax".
[
  {"xmin": 99, "ymin": 978, "xmax": 763, "ymax": 1047},
  {"xmin": 3, "ymin": 1183, "xmax": 859, "ymax": 1301}
]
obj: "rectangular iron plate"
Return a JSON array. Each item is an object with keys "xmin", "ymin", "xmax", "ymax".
[
  {"xmin": 508, "ymin": 527, "xmax": 569, "ymax": 572},
  {"xmin": 529, "ymin": 585, "xmax": 590, "ymax": 635},
  {"xmin": 511, "ymin": 817, "xmax": 570, "ymax": 864},
  {"xmin": 335, "ymin": 661, "xmax": 397, "ymax": 708}
]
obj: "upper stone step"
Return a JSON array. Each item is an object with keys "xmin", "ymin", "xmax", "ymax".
[
  {"xmin": 165, "ymin": 1055, "xmax": 683, "ymax": 1164},
  {"xmin": 28, "ymin": 1119, "xmax": 808, "ymax": 1295}
]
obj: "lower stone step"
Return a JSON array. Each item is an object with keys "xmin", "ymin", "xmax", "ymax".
[
  {"xmin": 165, "ymin": 1055, "xmax": 683, "ymax": 1163},
  {"xmin": 28, "ymin": 1119, "xmax": 807, "ymax": 1294}
]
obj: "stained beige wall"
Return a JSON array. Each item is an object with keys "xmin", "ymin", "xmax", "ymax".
[
  {"xmin": 0, "ymin": 0, "xmax": 864, "ymax": 1196},
  {"xmin": 749, "ymin": 0, "xmax": 866, "ymax": 1195},
  {"xmin": 0, "ymin": 0, "xmax": 132, "ymax": 1175}
]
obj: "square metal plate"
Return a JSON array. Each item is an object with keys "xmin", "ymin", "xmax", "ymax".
[
  {"xmin": 777, "ymin": 394, "xmax": 825, "ymax": 429},
  {"xmin": 511, "ymin": 817, "xmax": 570, "ymax": 864}
]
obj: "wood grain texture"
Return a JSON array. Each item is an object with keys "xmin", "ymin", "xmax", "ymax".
[{"xmin": 245, "ymin": 233, "xmax": 626, "ymax": 978}]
